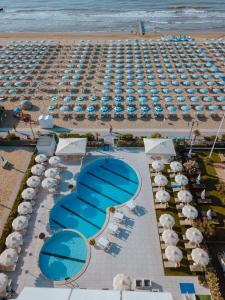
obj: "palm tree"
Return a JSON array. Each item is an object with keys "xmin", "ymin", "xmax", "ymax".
[{"xmin": 193, "ymin": 129, "xmax": 201, "ymax": 142}]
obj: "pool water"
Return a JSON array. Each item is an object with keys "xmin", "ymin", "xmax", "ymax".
[
  {"xmin": 39, "ymin": 230, "xmax": 87, "ymax": 281},
  {"xmin": 50, "ymin": 157, "xmax": 139, "ymax": 238}
]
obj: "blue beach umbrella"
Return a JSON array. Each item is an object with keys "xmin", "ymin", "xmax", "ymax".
[
  {"xmin": 195, "ymin": 105, "xmax": 205, "ymax": 112},
  {"xmin": 48, "ymin": 105, "xmax": 56, "ymax": 112},
  {"xmin": 138, "ymin": 88, "xmax": 147, "ymax": 95},
  {"xmin": 14, "ymin": 107, "xmax": 22, "ymax": 113},
  {"xmin": 165, "ymin": 97, "xmax": 173, "ymax": 103},
  {"xmin": 181, "ymin": 105, "xmax": 190, "ymax": 112},
  {"xmin": 203, "ymin": 96, "xmax": 213, "ymax": 102},
  {"xmin": 154, "ymin": 106, "xmax": 163, "ymax": 113},
  {"xmin": 77, "ymin": 96, "xmax": 85, "ymax": 102},
  {"xmin": 217, "ymin": 96, "xmax": 225, "ymax": 102},
  {"xmin": 152, "ymin": 96, "xmax": 160, "ymax": 102},
  {"xmin": 8, "ymin": 89, "xmax": 18, "ymax": 94},
  {"xmin": 86, "ymin": 105, "xmax": 95, "ymax": 112},
  {"xmin": 126, "ymin": 88, "xmax": 135, "ymax": 94},
  {"xmin": 126, "ymin": 96, "xmax": 135, "ymax": 103},
  {"xmin": 59, "ymin": 105, "xmax": 70, "ymax": 112},
  {"xmin": 64, "ymin": 96, "xmax": 72, "ymax": 103},
  {"xmin": 51, "ymin": 96, "xmax": 59, "ymax": 102},
  {"xmin": 139, "ymin": 96, "xmax": 148, "ymax": 103},
  {"xmin": 73, "ymin": 105, "xmax": 83, "ymax": 113},
  {"xmin": 190, "ymin": 96, "xmax": 200, "ymax": 103},
  {"xmin": 127, "ymin": 106, "xmax": 136, "ymax": 113},
  {"xmin": 177, "ymin": 96, "xmax": 186, "ymax": 102},
  {"xmin": 100, "ymin": 106, "xmax": 109, "ymax": 113},
  {"xmin": 114, "ymin": 106, "xmax": 123, "ymax": 113},
  {"xmin": 167, "ymin": 106, "xmax": 176, "ymax": 113},
  {"xmin": 208, "ymin": 105, "xmax": 218, "ymax": 111},
  {"xmin": 199, "ymin": 88, "xmax": 208, "ymax": 94},
  {"xmin": 140, "ymin": 105, "xmax": 150, "ymax": 112}
]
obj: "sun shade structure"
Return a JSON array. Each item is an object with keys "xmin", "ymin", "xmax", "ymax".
[
  {"xmin": 35, "ymin": 154, "xmax": 47, "ymax": 164},
  {"xmin": 48, "ymin": 156, "xmax": 61, "ymax": 167},
  {"xmin": 144, "ymin": 139, "xmax": 176, "ymax": 162},
  {"xmin": 170, "ymin": 161, "xmax": 183, "ymax": 172},
  {"xmin": 44, "ymin": 168, "xmax": 60, "ymax": 179},
  {"xmin": 12, "ymin": 216, "xmax": 29, "ymax": 231},
  {"xmin": 165, "ymin": 246, "xmax": 183, "ymax": 264},
  {"xmin": 55, "ymin": 138, "xmax": 87, "ymax": 156},
  {"xmin": 26, "ymin": 176, "xmax": 41, "ymax": 188},
  {"xmin": 182, "ymin": 205, "xmax": 198, "ymax": 220},
  {"xmin": 159, "ymin": 214, "xmax": 175, "ymax": 229},
  {"xmin": 5, "ymin": 232, "xmax": 23, "ymax": 249},
  {"xmin": 155, "ymin": 190, "xmax": 170, "ymax": 203},
  {"xmin": 185, "ymin": 227, "xmax": 203, "ymax": 245},
  {"xmin": 154, "ymin": 175, "xmax": 168, "ymax": 187},
  {"xmin": 21, "ymin": 188, "xmax": 36, "ymax": 200},
  {"xmin": 31, "ymin": 164, "xmax": 46, "ymax": 176},
  {"xmin": 17, "ymin": 202, "xmax": 33, "ymax": 215},
  {"xmin": 175, "ymin": 174, "xmax": 188, "ymax": 186},
  {"xmin": 0, "ymin": 273, "xmax": 9, "ymax": 296},
  {"xmin": 177, "ymin": 190, "xmax": 193, "ymax": 203},
  {"xmin": 162, "ymin": 229, "xmax": 179, "ymax": 246},
  {"xmin": 191, "ymin": 248, "xmax": 209, "ymax": 266},
  {"xmin": 0, "ymin": 249, "xmax": 18, "ymax": 267},
  {"xmin": 152, "ymin": 160, "xmax": 164, "ymax": 172},
  {"xmin": 41, "ymin": 178, "xmax": 58, "ymax": 190},
  {"xmin": 113, "ymin": 273, "xmax": 132, "ymax": 291}
]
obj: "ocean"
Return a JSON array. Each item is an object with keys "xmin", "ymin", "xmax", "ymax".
[{"xmin": 0, "ymin": 0, "xmax": 225, "ymax": 33}]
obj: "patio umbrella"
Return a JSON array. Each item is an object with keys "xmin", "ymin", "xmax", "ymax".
[
  {"xmin": 26, "ymin": 176, "xmax": 41, "ymax": 188},
  {"xmin": 73, "ymin": 106, "xmax": 83, "ymax": 113},
  {"xmin": 170, "ymin": 161, "xmax": 183, "ymax": 173},
  {"xmin": 44, "ymin": 168, "xmax": 59, "ymax": 179},
  {"xmin": 17, "ymin": 202, "xmax": 33, "ymax": 215},
  {"xmin": 201, "ymin": 189, "xmax": 206, "ymax": 200},
  {"xmin": 113, "ymin": 273, "xmax": 132, "ymax": 291},
  {"xmin": 35, "ymin": 154, "xmax": 47, "ymax": 164},
  {"xmin": 31, "ymin": 164, "xmax": 45, "ymax": 176},
  {"xmin": 175, "ymin": 174, "xmax": 188, "ymax": 186},
  {"xmin": 41, "ymin": 178, "xmax": 58, "ymax": 190},
  {"xmin": 0, "ymin": 273, "xmax": 9, "ymax": 295},
  {"xmin": 162, "ymin": 229, "xmax": 179, "ymax": 246},
  {"xmin": 152, "ymin": 160, "xmax": 164, "ymax": 172},
  {"xmin": 114, "ymin": 106, "xmax": 123, "ymax": 113},
  {"xmin": 59, "ymin": 105, "xmax": 70, "ymax": 112},
  {"xmin": 21, "ymin": 187, "xmax": 36, "ymax": 200},
  {"xmin": 182, "ymin": 205, "xmax": 198, "ymax": 220},
  {"xmin": 12, "ymin": 216, "xmax": 29, "ymax": 231},
  {"xmin": 86, "ymin": 105, "xmax": 95, "ymax": 113},
  {"xmin": 155, "ymin": 190, "xmax": 170, "ymax": 204},
  {"xmin": 5, "ymin": 232, "xmax": 23, "ymax": 249},
  {"xmin": 191, "ymin": 248, "xmax": 209, "ymax": 266},
  {"xmin": 14, "ymin": 107, "xmax": 22, "ymax": 113},
  {"xmin": 185, "ymin": 227, "xmax": 203, "ymax": 245},
  {"xmin": 48, "ymin": 156, "xmax": 61, "ymax": 167},
  {"xmin": 177, "ymin": 190, "xmax": 193, "ymax": 203},
  {"xmin": 0, "ymin": 249, "xmax": 18, "ymax": 267},
  {"xmin": 159, "ymin": 214, "xmax": 175, "ymax": 229},
  {"xmin": 165, "ymin": 246, "xmax": 183, "ymax": 265},
  {"xmin": 154, "ymin": 174, "xmax": 168, "ymax": 187}
]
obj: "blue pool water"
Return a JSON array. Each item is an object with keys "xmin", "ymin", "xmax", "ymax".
[
  {"xmin": 50, "ymin": 157, "xmax": 139, "ymax": 238},
  {"xmin": 39, "ymin": 230, "xmax": 87, "ymax": 281}
]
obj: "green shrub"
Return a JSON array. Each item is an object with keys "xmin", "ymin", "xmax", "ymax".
[
  {"xmin": 58, "ymin": 133, "xmax": 95, "ymax": 141},
  {"xmin": 5, "ymin": 133, "xmax": 20, "ymax": 141},
  {"xmin": 151, "ymin": 133, "xmax": 162, "ymax": 138},
  {"xmin": 109, "ymin": 207, "xmax": 115, "ymax": 213},
  {"xmin": 89, "ymin": 239, "xmax": 96, "ymax": 246}
]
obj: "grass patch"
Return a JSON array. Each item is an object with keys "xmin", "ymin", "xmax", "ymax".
[{"xmin": 196, "ymin": 295, "xmax": 211, "ymax": 300}]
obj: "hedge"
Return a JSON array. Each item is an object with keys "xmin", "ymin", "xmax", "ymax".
[
  {"xmin": 58, "ymin": 133, "xmax": 95, "ymax": 141},
  {"xmin": 0, "ymin": 151, "xmax": 36, "ymax": 254}
]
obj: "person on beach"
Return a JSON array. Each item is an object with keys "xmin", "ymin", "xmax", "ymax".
[{"xmin": 109, "ymin": 124, "xmax": 112, "ymax": 134}]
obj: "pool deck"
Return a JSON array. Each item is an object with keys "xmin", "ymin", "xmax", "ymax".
[{"xmin": 7, "ymin": 148, "xmax": 209, "ymax": 299}]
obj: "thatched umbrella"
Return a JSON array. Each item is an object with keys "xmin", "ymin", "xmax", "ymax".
[
  {"xmin": 0, "ymin": 249, "xmax": 18, "ymax": 267},
  {"xmin": 31, "ymin": 164, "xmax": 45, "ymax": 176},
  {"xmin": 48, "ymin": 156, "xmax": 61, "ymax": 167},
  {"xmin": 0, "ymin": 273, "xmax": 9, "ymax": 296}
]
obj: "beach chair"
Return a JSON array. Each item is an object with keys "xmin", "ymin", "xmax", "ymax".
[
  {"xmin": 107, "ymin": 223, "xmax": 119, "ymax": 235},
  {"xmin": 127, "ymin": 200, "xmax": 137, "ymax": 211},
  {"xmin": 97, "ymin": 237, "xmax": 110, "ymax": 251},
  {"xmin": 113, "ymin": 212, "xmax": 124, "ymax": 223}
]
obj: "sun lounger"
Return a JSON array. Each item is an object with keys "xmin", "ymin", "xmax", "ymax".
[
  {"xmin": 178, "ymin": 212, "xmax": 185, "ymax": 219},
  {"xmin": 152, "ymin": 187, "xmax": 160, "ymax": 192},
  {"xmin": 108, "ymin": 223, "xmax": 119, "ymax": 235},
  {"xmin": 190, "ymin": 264, "xmax": 204, "ymax": 272},
  {"xmin": 180, "ymin": 219, "xmax": 192, "ymax": 226},
  {"xmin": 158, "ymin": 228, "xmax": 164, "ymax": 234},
  {"xmin": 176, "ymin": 204, "xmax": 184, "ymax": 210},
  {"xmin": 184, "ymin": 242, "xmax": 196, "ymax": 249},
  {"xmin": 197, "ymin": 198, "xmax": 212, "ymax": 204},
  {"xmin": 97, "ymin": 237, "xmax": 110, "ymax": 250},
  {"xmin": 155, "ymin": 203, "xmax": 167, "ymax": 210},
  {"xmin": 127, "ymin": 200, "xmax": 137, "ymax": 211},
  {"xmin": 164, "ymin": 261, "xmax": 177, "ymax": 268},
  {"xmin": 113, "ymin": 212, "xmax": 124, "ymax": 223},
  {"xmin": 173, "ymin": 187, "xmax": 181, "ymax": 192}
]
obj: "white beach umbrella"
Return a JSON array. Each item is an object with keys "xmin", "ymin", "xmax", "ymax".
[
  {"xmin": 162, "ymin": 229, "xmax": 179, "ymax": 246},
  {"xmin": 0, "ymin": 249, "xmax": 18, "ymax": 267},
  {"xmin": 41, "ymin": 178, "xmax": 58, "ymax": 190},
  {"xmin": 170, "ymin": 161, "xmax": 183, "ymax": 173},
  {"xmin": 201, "ymin": 189, "xmax": 206, "ymax": 200},
  {"xmin": 154, "ymin": 175, "xmax": 168, "ymax": 187},
  {"xmin": 165, "ymin": 246, "xmax": 183, "ymax": 264},
  {"xmin": 191, "ymin": 248, "xmax": 209, "ymax": 266},
  {"xmin": 152, "ymin": 160, "xmax": 164, "ymax": 172},
  {"xmin": 12, "ymin": 216, "xmax": 29, "ymax": 231},
  {"xmin": 175, "ymin": 174, "xmax": 188, "ymax": 186},
  {"xmin": 44, "ymin": 168, "xmax": 60, "ymax": 179},
  {"xmin": 31, "ymin": 164, "xmax": 45, "ymax": 176},
  {"xmin": 185, "ymin": 227, "xmax": 203, "ymax": 245},
  {"xmin": 35, "ymin": 154, "xmax": 47, "ymax": 164},
  {"xmin": 155, "ymin": 190, "xmax": 170, "ymax": 203},
  {"xmin": 17, "ymin": 202, "xmax": 33, "ymax": 215},
  {"xmin": 0, "ymin": 273, "xmax": 9, "ymax": 295},
  {"xmin": 5, "ymin": 232, "xmax": 23, "ymax": 249},
  {"xmin": 48, "ymin": 156, "xmax": 61, "ymax": 167},
  {"xmin": 26, "ymin": 176, "xmax": 41, "ymax": 188},
  {"xmin": 177, "ymin": 190, "xmax": 193, "ymax": 203},
  {"xmin": 159, "ymin": 214, "xmax": 175, "ymax": 229},
  {"xmin": 21, "ymin": 188, "xmax": 36, "ymax": 200},
  {"xmin": 182, "ymin": 205, "xmax": 198, "ymax": 220},
  {"xmin": 113, "ymin": 273, "xmax": 132, "ymax": 291}
]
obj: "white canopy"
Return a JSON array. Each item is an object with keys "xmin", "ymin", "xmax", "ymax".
[
  {"xmin": 170, "ymin": 161, "xmax": 183, "ymax": 173},
  {"xmin": 177, "ymin": 190, "xmax": 193, "ymax": 203},
  {"xmin": 55, "ymin": 138, "xmax": 87, "ymax": 156},
  {"xmin": 113, "ymin": 274, "xmax": 132, "ymax": 291},
  {"xmin": 155, "ymin": 190, "xmax": 170, "ymax": 203},
  {"xmin": 175, "ymin": 174, "xmax": 188, "ymax": 186},
  {"xmin": 201, "ymin": 189, "xmax": 206, "ymax": 200},
  {"xmin": 159, "ymin": 214, "xmax": 175, "ymax": 229},
  {"xmin": 165, "ymin": 246, "xmax": 183, "ymax": 263},
  {"xmin": 17, "ymin": 202, "xmax": 33, "ymax": 215},
  {"xmin": 191, "ymin": 248, "xmax": 209, "ymax": 266},
  {"xmin": 35, "ymin": 154, "xmax": 47, "ymax": 164},
  {"xmin": 154, "ymin": 175, "xmax": 168, "ymax": 187},
  {"xmin": 26, "ymin": 176, "xmax": 41, "ymax": 188},
  {"xmin": 41, "ymin": 178, "xmax": 58, "ymax": 190},
  {"xmin": 31, "ymin": 164, "xmax": 46, "ymax": 176},
  {"xmin": 185, "ymin": 227, "xmax": 203, "ymax": 244},
  {"xmin": 0, "ymin": 273, "xmax": 9, "ymax": 295},
  {"xmin": 21, "ymin": 188, "xmax": 36, "ymax": 200},
  {"xmin": 12, "ymin": 216, "xmax": 29, "ymax": 231},
  {"xmin": 182, "ymin": 205, "xmax": 198, "ymax": 220},
  {"xmin": 152, "ymin": 160, "xmax": 164, "ymax": 172},
  {"xmin": 5, "ymin": 232, "xmax": 23, "ymax": 249},
  {"xmin": 0, "ymin": 249, "xmax": 18, "ymax": 267},
  {"xmin": 144, "ymin": 138, "xmax": 176, "ymax": 156},
  {"xmin": 44, "ymin": 168, "xmax": 60, "ymax": 179},
  {"xmin": 162, "ymin": 229, "xmax": 179, "ymax": 246},
  {"xmin": 48, "ymin": 156, "xmax": 61, "ymax": 167}
]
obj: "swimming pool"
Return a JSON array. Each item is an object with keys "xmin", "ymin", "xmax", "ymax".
[
  {"xmin": 39, "ymin": 230, "xmax": 88, "ymax": 281},
  {"xmin": 50, "ymin": 157, "xmax": 140, "ymax": 238}
]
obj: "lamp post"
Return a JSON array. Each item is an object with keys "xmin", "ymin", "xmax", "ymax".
[{"xmin": 209, "ymin": 112, "xmax": 225, "ymax": 158}]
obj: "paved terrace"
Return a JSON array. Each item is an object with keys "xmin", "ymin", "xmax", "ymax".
[{"xmin": 8, "ymin": 148, "xmax": 209, "ymax": 300}]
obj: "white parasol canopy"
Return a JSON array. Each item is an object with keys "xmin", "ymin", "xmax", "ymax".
[
  {"xmin": 152, "ymin": 160, "xmax": 164, "ymax": 172},
  {"xmin": 175, "ymin": 174, "xmax": 188, "ymax": 186},
  {"xmin": 159, "ymin": 214, "xmax": 175, "ymax": 229},
  {"xmin": 113, "ymin": 273, "xmax": 132, "ymax": 291},
  {"xmin": 185, "ymin": 227, "xmax": 203, "ymax": 244},
  {"xmin": 17, "ymin": 202, "xmax": 33, "ymax": 215},
  {"xmin": 0, "ymin": 249, "xmax": 18, "ymax": 267},
  {"xmin": 191, "ymin": 248, "xmax": 209, "ymax": 266},
  {"xmin": 21, "ymin": 188, "xmax": 36, "ymax": 200},
  {"xmin": 31, "ymin": 164, "xmax": 45, "ymax": 176},
  {"xmin": 48, "ymin": 156, "xmax": 61, "ymax": 167},
  {"xmin": 170, "ymin": 161, "xmax": 183, "ymax": 173},
  {"xmin": 41, "ymin": 178, "xmax": 58, "ymax": 190},
  {"xmin": 182, "ymin": 205, "xmax": 198, "ymax": 220},
  {"xmin": 26, "ymin": 176, "xmax": 41, "ymax": 188},
  {"xmin": 35, "ymin": 154, "xmax": 47, "ymax": 164},
  {"xmin": 162, "ymin": 229, "xmax": 179, "ymax": 245},
  {"xmin": 165, "ymin": 246, "xmax": 183, "ymax": 264},
  {"xmin": 5, "ymin": 232, "xmax": 23, "ymax": 249},
  {"xmin": 44, "ymin": 168, "xmax": 60, "ymax": 179},
  {"xmin": 177, "ymin": 190, "xmax": 193, "ymax": 203},
  {"xmin": 201, "ymin": 189, "xmax": 206, "ymax": 200},
  {"xmin": 12, "ymin": 216, "xmax": 29, "ymax": 231},
  {"xmin": 155, "ymin": 190, "xmax": 170, "ymax": 203},
  {"xmin": 0, "ymin": 273, "xmax": 9, "ymax": 295},
  {"xmin": 154, "ymin": 174, "xmax": 168, "ymax": 187}
]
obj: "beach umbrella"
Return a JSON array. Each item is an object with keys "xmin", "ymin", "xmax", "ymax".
[
  {"xmin": 64, "ymin": 96, "xmax": 73, "ymax": 103},
  {"xmin": 150, "ymin": 88, "xmax": 158, "ymax": 94},
  {"xmin": 12, "ymin": 216, "xmax": 29, "ymax": 231},
  {"xmin": 140, "ymin": 106, "xmax": 150, "ymax": 113},
  {"xmin": 170, "ymin": 161, "xmax": 183, "ymax": 172},
  {"xmin": 190, "ymin": 96, "xmax": 200, "ymax": 103},
  {"xmin": 165, "ymin": 97, "xmax": 173, "ymax": 103},
  {"xmin": 201, "ymin": 189, "xmax": 206, "ymax": 200},
  {"xmin": 77, "ymin": 96, "xmax": 85, "ymax": 102},
  {"xmin": 59, "ymin": 105, "xmax": 70, "ymax": 112},
  {"xmin": 139, "ymin": 96, "xmax": 148, "ymax": 103},
  {"xmin": 165, "ymin": 246, "xmax": 183, "ymax": 265},
  {"xmin": 21, "ymin": 187, "xmax": 36, "ymax": 200},
  {"xmin": 152, "ymin": 96, "xmax": 160, "ymax": 102},
  {"xmin": 152, "ymin": 160, "xmax": 164, "ymax": 172},
  {"xmin": 181, "ymin": 106, "xmax": 191, "ymax": 112},
  {"xmin": 191, "ymin": 248, "xmax": 209, "ymax": 267},
  {"xmin": 195, "ymin": 106, "xmax": 205, "ymax": 112},
  {"xmin": 41, "ymin": 178, "xmax": 58, "ymax": 190},
  {"xmin": 208, "ymin": 105, "xmax": 218, "ymax": 111},
  {"xmin": 154, "ymin": 174, "xmax": 168, "ymax": 187},
  {"xmin": 126, "ymin": 106, "xmax": 136, "ymax": 113},
  {"xmin": 35, "ymin": 154, "xmax": 47, "ymax": 164},
  {"xmin": 5, "ymin": 232, "xmax": 23, "ymax": 249},
  {"xmin": 175, "ymin": 174, "xmax": 188, "ymax": 186},
  {"xmin": 31, "ymin": 164, "xmax": 45, "ymax": 176},
  {"xmin": 177, "ymin": 96, "xmax": 186, "ymax": 102},
  {"xmin": 113, "ymin": 274, "xmax": 132, "ymax": 291},
  {"xmin": 100, "ymin": 106, "xmax": 109, "ymax": 114},
  {"xmin": 217, "ymin": 96, "xmax": 225, "ymax": 102},
  {"xmin": 182, "ymin": 205, "xmax": 198, "ymax": 220},
  {"xmin": 177, "ymin": 190, "xmax": 193, "ymax": 203},
  {"xmin": 48, "ymin": 156, "xmax": 61, "ymax": 167},
  {"xmin": 86, "ymin": 105, "xmax": 95, "ymax": 113},
  {"xmin": 26, "ymin": 176, "xmax": 41, "ymax": 188},
  {"xmin": 154, "ymin": 106, "xmax": 163, "ymax": 113},
  {"xmin": 162, "ymin": 229, "xmax": 179, "ymax": 246},
  {"xmin": 51, "ymin": 96, "xmax": 59, "ymax": 102},
  {"xmin": 199, "ymin": 88, "xmax": 208, "ymax": 94},
  {"xmin": 155, "ymin": 190, "xmax": 170, "ymax": 203},
  {"xmin": 185, "ymin": 227, "xmax": 203, "ymax": 245},
  {"xmin": 0, "ymin": 249, "xmax": 18, "ymax": 267},
  {"xmin": 73, "ymin": 105, "xmax": 83, "ymax": 113},
  {"xmin": 44, "ymin": 168, "xmax": 59, "ymax": 179},
  {"xmin": 159, "ymin": 214, "xmax": 175, "ymax": 229},
  {"xmin": 17, "ymin": 202, "xmax": 33, "ymax": 215},
  {"xmin": 203, "ymin": 96, "xmax": 212, "ymax": 103}
]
